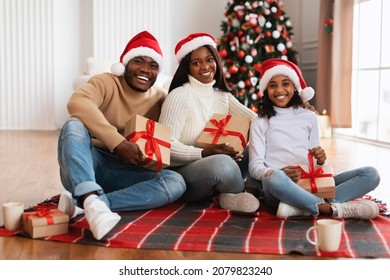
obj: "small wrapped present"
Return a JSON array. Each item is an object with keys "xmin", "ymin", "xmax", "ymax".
[
  {"xmin": 22, "ymin": 208, "xmax": 69, "ymax": 238},
  {"xmin": 296, "ymin": 154, "xmax": 335, "ymax": 198},
  {"xmin": 196, "ymin": 114, "xmax": 251, "ymax": 152},
  {"xmin": 125, "ymin": 114, "xmax": 170, "ymax": 172}
]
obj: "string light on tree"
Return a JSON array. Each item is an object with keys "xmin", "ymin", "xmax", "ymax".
[{"xmin": 218, "ymin": 0, "xmax": 298, "ymax": 108}]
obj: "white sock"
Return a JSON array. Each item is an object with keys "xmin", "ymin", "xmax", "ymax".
[{"xmin": 83, "ymin": 194, "xmax": 99, "ymax": 208}]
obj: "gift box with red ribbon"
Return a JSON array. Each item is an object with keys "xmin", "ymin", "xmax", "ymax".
[
  {"xmin": 296, "ymin": 154, "xmax": 335, "ymax": 198},
  {"xmin": 196, "ymin": 114, "xmax": 251, "ymax": 153},
  {"xmin": 22, "ymin": 208, "xmax": 69, "ymax": 238},
  {"xmin": 125, "ymin": 114, "xmax": 171, "ymax": 172}
]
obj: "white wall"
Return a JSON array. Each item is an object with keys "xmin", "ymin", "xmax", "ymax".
[
  {"xmin": 53, "ymin": 0, "xmax": 82, "ymax": 129},
  {"xmin": 283, "ymin": 0, "xmax": 320, "ymax": 90}
]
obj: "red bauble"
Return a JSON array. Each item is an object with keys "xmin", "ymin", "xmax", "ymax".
[
  {"xmin": 245, "ymin": 80, "xmax": 251, "ymax": 87},
  {"xmin": 229, "ymin": 65, "xmax": 239, "ymax": 74},
  {"xmin": 240, "ymin": 65, "xmax": 248, "ymax": 73},
  {"xmin": 240, "ymin": 36, "xmax": 246, "ymax": 43},
  {"xmin": 238, "ymin": 30, "xmax": 244, "ymax": 37},
  {"xmin": 253, "ymin": 63, "xmax": 262, "ymax": 72},
  {"xmin": 219, "ymin": 49, "xmax": 228, "ymax": 58},
  {"xmin": 266, "ymin": 31, "xmax": 271, "ymax": 37},
  {"xmin": 237, "ymin": 50, "xmax": 246, "ymax": 58}
]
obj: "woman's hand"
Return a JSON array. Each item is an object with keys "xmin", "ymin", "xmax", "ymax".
[
  {"xmin": 309, "ymin": 146, "xmax": 327, "ymax": 165},
  {"xmin": 282, "ymin": 166, "xmax": 301, "ymax": 183},
  {"xmin": 113, "ymin": 140, "xmax": 145, "ymax": 165},
  {"xmin": 201, "ymin": 143, "xmax": 239, "ymax": 159}
]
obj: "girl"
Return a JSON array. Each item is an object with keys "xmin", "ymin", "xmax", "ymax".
[
  {"xmin": 248, "ymin": 58, "xmax": 380, "ymax": 219},
  {"xmin": 159, "ymin": 32, "xmax": 259, "ymax": 212}
]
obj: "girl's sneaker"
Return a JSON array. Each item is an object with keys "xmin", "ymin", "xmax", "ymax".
[
  {"xmin": 331, "ymin": 200, "xmax": 379, "ymax": 220},
  {"xmin": 276, "ymin": 201, "xmax": 311, "ymax": 218},
  {"xmin": 219, "ymin": 192, "xmax": 260, "ymax": 213}
]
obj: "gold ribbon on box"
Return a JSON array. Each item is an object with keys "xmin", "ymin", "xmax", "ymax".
[
  {"xmin": 203, "ymin": 114, "xmax": 247, "ymax": 149},
  {"xmin": 296, "ymin": 154, "xmax": 333, "ymax": 193},
  {"xmin": 126, "ymin": 119, "xmax": 170, "ymax": 172}
]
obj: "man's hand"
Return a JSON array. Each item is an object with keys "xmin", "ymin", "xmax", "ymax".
[
  {"xmin": 113, "ymin": 140, "xmax": 145, "ymax": 165},
  {"xmin": 282, "ymin": 166, "xmax": 301, "ymax": 183},
  {"xmin": 201, "ymin": 143, "xmax": 239, "ymax": 159}
]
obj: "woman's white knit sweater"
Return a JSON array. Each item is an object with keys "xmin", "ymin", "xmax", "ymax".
[{"xmin": 159, "ymin": 75, "xmax": 256, "ymax": 166}]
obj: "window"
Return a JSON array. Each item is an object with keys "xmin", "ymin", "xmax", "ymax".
[{"xmin": 336, "ymin": 0, "xmax": 390, "ymax": 144}]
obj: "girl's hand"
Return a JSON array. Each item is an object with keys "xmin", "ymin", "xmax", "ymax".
[
  {"xmin": 282, "ymin": 166, "xmax": 301, "ymax": 183},
  {"xmin": 309, "ymin": 146, "xmax": 327, "ymax": 165}
]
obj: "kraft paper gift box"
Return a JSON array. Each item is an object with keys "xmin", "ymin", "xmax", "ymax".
[
  {"xmin": 22, "ymin": 208, "xmax": 69, "ymax": 238},
  {"xmin": 196, "ymin": 114, "xmax": 251, "ymax": 153},
  {"xmin": 125, "ymin": 114, "xmax": 171, "ymax": 172},
  {"xmin": 296, "ymin": 155, "xmax": 336, "ymax": 198}
]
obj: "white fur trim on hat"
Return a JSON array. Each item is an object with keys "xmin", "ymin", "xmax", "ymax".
[
  {"xmin": 259, "ymin": 65, "xmax": 301, "ymax": 93},
  {"xmin": 299, "ymin": 87, "xmax": 315, "ymax": 101},
  {"xmin": 111, "ymin": 47, "xmax": 163, "ymax": 76},
  {"xmin": 111, "ymin": 62, "xmax": 126, "ymax": 76},
  {"xmin": 175, "ymin": 36, "xmax": 217, "ymax": 63}
]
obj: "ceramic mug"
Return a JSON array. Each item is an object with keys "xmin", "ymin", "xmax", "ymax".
[
  {"xmin": 2, "ymin": 202, "xmax": 24, "ymax": 231},
  {"xmin": 306, "ymin": 219, "xmax": 343, "ymax": 252}
]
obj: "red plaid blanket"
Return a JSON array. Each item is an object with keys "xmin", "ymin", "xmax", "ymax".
[{"xmin": 1, "ymin": 196, "xmax": 389, "ymax": 258}]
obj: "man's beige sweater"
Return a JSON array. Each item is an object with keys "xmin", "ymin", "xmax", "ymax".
[{"xmin": 67, "ymin": 73, "xmax": 166, "ymax": 152}]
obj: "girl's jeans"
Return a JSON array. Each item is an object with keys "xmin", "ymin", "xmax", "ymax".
[
  {"xmin": 247, "ymin": 166, "xmax": 380, "ymax": 215},
  {"xmin": 57, "ymin": 118, "xmax": 186, "ymax": 211}
]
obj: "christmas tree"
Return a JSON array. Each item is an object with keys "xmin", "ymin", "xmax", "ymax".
[{"xmin": 218, "ymin": 0, "xmax": 298, "ymax": 110}]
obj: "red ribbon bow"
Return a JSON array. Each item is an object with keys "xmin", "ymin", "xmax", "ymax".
[
  {"xmin": 126, "ymin": 119, "xmax": 170, "ymax": 172},
  {"xmin": 24, "ymin": 207, "xmax": 62, "ymax": 225},
  {"xmin": 203, "ymin": 115, "xmax": 247, "ymax": 149},
  {"xmin": 296, "ymin": 153, "xmax": 333, "ymax": 193}
]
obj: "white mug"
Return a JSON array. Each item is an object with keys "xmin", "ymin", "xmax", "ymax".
[
  {"xmin": 2, "ymin": 202, "xmax": 24, "ymax": 231},
  {"xmin": 306, "ymin": 219, "xmax": 343, "ymax": 252}
]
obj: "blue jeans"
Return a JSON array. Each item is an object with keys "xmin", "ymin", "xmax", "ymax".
[
  {"xmin": 247, "ymin": 166, "xmax": 380, "ymax": 216},
  {"xmin": 170, "ymin": 147, "xmax": 249, "ymax": 202},
  {"xmin": 57, "ymin": 118, "xmax": 186, "ymax": 211}
]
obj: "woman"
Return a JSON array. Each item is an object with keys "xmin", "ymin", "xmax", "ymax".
[{"xmin": 159, "ymin": 32, "xmax": 259, "ymax": 213}]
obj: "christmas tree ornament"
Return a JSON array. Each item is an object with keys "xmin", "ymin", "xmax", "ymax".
[
  {"xmin": 272, "ymin": 30, "xmax": 281, "ymax": 39},
  {"xmin": 277, "ymin": 43, "xmax": 286, "ymax": 52},
  {"xmin": 250, "ymin": 77, "xmax": 258, "ymax": 86},
  {"xmin": 245, "ymin": 55, "xmax": 254, "ymax": 63}
]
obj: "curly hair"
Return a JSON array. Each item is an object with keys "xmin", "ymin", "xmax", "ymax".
[{"xmin": 168, "ymin": 45, "xmax": 235, "ymax": 95}]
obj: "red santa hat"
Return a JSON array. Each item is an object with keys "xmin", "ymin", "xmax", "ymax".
[
  {"xmin": 259, "ymin": 58, "xmax": 315, "ymax": 101},
  {"xmin": 111, "ymin": 31, "xmax": 163, "ymax": 76},
  {"xmin": 174, "ymin": 32, "xmax": 217, "ymax": 63}
]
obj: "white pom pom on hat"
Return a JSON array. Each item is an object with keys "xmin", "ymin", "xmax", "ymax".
[
  {"xmin": 259, "ymin": 58, "xmax": 315, "ymax": 101},
  {"xmin": 111, "ymin": 30, "xmax": 163, "ymax": 76},
  {"xmin": 174, "ymin": 32, "xmax": 217, "ymax": 64}
]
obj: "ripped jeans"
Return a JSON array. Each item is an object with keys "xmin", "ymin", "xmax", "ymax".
[{"xmin": 246, "ymin": 166, "xmax": 380, "ymax": 216}]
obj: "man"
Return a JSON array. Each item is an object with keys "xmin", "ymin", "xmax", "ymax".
[{"xmin": 57, "ymin": 31, "xmax": 186, "ymax": 240}]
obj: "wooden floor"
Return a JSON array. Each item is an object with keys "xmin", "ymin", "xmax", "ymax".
[{"xmin": 0, "ymin": 130, "xmax": 389, "ymax": 260}]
